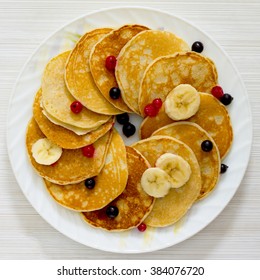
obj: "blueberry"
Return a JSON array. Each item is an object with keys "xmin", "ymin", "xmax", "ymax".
[
  {"xmin": 220, "ymin": 163, "xmax": 229, "ymax": 174},
  {"xmin": 201, "ymin": 140, "xmax": 213, "ymax": 152},
  {"xmin": 109, "ymin": 87, "xmax": 121, "ymax": 99},
  {"xmin": 122, "ymin": 122, "xmax": 136, "ymax": 137},
  {"xmin": 192, "ymin": 41, "xmax": 204, "ymax": 53},
  {"xmin": 84, "ymin": 177, "xmax": 95, "ymax": 189},
  {"xmin": 116, "ymin": 113, "xmax": 129, "ymax": 125},
  {"xmin": 106, "ymin": 205, "xmax": 119, "ymax": 218},
  {"xmin": 220, "ymin": 93, "xmax": 233, "ymax": 106}
]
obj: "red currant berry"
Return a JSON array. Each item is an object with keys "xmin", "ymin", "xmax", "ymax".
[
  {"xmin": 137, "ymin": 223, "xmax": 147, "ymax": 232},
  {"xmin": 211, "ymin": 86, "xmax": 224, "ymax": 100},
  {"xmin": 82, "ymin": 144, "xmax": 95, "ymax": 158},
  {"xmin": 152, "ymin": 98, "xmax": 163, "ymax": 110},
  {"xmin": 105, "ymin": 55, "xmax": 117, "ymax": 71},
  {"xmin": 144, "ymin": 104, "xmax": 158, "ymax": 117},
  {"xmin": 70, "ymin": 101, "xmax": 83, "ymax": 114}
]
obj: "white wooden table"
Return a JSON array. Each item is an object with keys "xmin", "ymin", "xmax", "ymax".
[{"xmin": 1, "ymin": 0, "xmax": 259, "ymax": 259}]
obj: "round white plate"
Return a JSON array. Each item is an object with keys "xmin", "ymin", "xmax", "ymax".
[{"xmin": 7, "ymin": 6, "xmax": 252, "ymax": 253}]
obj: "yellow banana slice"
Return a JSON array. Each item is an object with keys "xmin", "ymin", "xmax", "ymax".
[
  {"xmin": 155, "ymin": 153, "xmax": 191, "ymax": 188},
  {"xmin": 31, "ymin": 138, "xmax": 62, "ymax": 165},
  {"xmin": 141, "ymin": 167, "xmax": 172, "ymax": 198},
  {"xmin": 165, "ymin": 84, "xmax": 200, "ymax": 120}
]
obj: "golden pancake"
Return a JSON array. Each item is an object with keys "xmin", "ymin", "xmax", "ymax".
[
  {"xmin": 152, "ymin": 122, "xmax": 220, "ymax": 199},
  {"xmin": 26, "ymin": 118, "xmax": 112, "ymax": 185},
  {"xmin": 139, "ymin": 51, "xmax": 218, "ymax": 116},
  {"xmin": 89, "ymin": 25, "xmax": 149, "ymax": 113},
  {"xmin": 82, "ymin": 146, "xmax": 155, "ymax": 231},
  {"xmin": 65, "ymin": 28, "xmax": 123, "ymax": 115},
  {"xmin": 41, "ymin": 51, "xmax": 110, "ymax": 130},
  {"xmin": 44, "ymin": 129, "xmax": 128, "ymax": 211},
  {"xmin": 33, "ymin": 89, "xmax": 114, "ymax": 149},
  {"xmin": 115, "ymin": 30, "xmax": 190, "ymax": 114},
  {"xmin": 132, "ymin": 136, "xmax": 201, "ymax": 227},
  {"xmin": 140, "ymin": 93, "xmax": 233, "ymax": 159},
  {"xmin": 206, "ymin": 56, "xmax": 219, "ymax": 80}
]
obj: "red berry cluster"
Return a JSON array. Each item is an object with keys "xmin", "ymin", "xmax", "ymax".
[{"xmin": 144, "ymin": 98, "xmax": 163, "ymax": 117}]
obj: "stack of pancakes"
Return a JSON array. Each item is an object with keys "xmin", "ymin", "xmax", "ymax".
[{"xmin": 26, "ymin": 24, "xmax": 233, "ymax": 231}]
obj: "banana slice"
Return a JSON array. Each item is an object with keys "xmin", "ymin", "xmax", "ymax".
[
  {"xmin": 155, "ymin": 153, "xmax": 191, "ymax": 188},
  {"xmin": 141, "ymin": 167, "xmax": 172, "ymax": 198},
  {"xmin": 165, "ymin": 84, "xmax": 200, "ymax": 120},
  {"xmin": 32, "ymin": 138, "xmax": 62, "ymax": 165}
]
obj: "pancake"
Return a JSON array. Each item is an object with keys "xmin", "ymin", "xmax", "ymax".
[
  {"xmin": 33, "ymin": 89, "xmax": 114, "ymax": 149},
  {"xmin": 41, "ymin": 51, "xmax": 110, "ymax": 131},
  {"xmin": 65, "ymin": 28, "xmax": 123, "ymax": 115},
  {"xmin": 26, "ymin": 118, "xmax": 112, "ymax": 185},
  {"xmin": 82, "ymin": 146, "xmax": 155, "ymax": 231},
  {"xmin": 140, "ymin": 93, "xmax": 233, "ymax": 159},
  {"xmin": 89, "ymin": 24, "xmax": 149, "ymax": 113},
  {"xmin": 115, "ymin": 30, "xmax": 190, "ymax": 114},
  {"xmin": 139, "ymin": 51, "xmax": 218, "ymax": 116},
  {"xmin": 44, "ymin": 129, "xmax": 128, "ymax": 211},
  {"xmin": 131, "ymin": 136, "xmax": 201, "ymax": 227},
  {"xmin": 152, "ymin": 122, "xmax": 220, "ymax": 199}
]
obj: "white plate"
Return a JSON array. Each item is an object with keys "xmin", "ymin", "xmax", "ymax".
[{"xmin": 7, "ymin": 6, "xmax": 252, "ymax": 253}]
